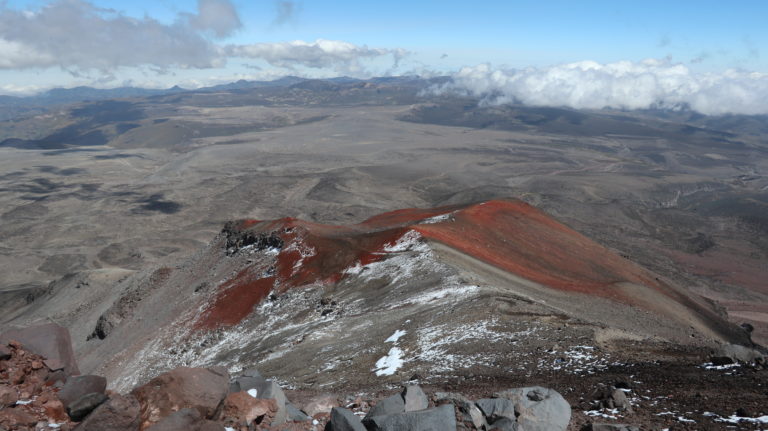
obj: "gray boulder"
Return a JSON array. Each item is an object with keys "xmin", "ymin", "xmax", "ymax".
[
  {"xmin": 402, "ymin": 385, "xmax": 428, "ymax": 412},
  {"xmin": 476, "ymin": 398, "xmax": 516, "ymax": 423},
  {"xmin": 330, "ymin": 407, "xmax": 366, "ymax": 431},
  {"xmin": 713, "ymin": 344, "xmax": 765, "ymax": 365},
  {"xmin": 494, "ymin": 386, "xmax": 570, "ymax": 431},
  {"xmin": 363, "ymin": 404, "xmax": 456, "ymax": 431},
  {"xmin": 58, "ymin": 375, "xmax": 107, "ymax": 409},
  {"xmin": 488, "ymin": 417, "xmax": 519, "ymax": 430},
  {"xmin": 0, "ymin": 344, "xmax": 10, "ymax": 360},
  {"xmin": 250, "ymin": 380, "xmax": 288, "ymax": 425},
  {"xmin": 435, "ymin": 392, "xmax": 486, "ymax": 429},
  {"xmin": 364, "ymin": 393, "xmax": 406, "ymax": 420},
  {"xmin": 67, "ymin": 393, "xmax": 109, "ymax": 422},
  {"xmin": 286, "ymin": 402, "xmax": 311, "ymax": 422}
]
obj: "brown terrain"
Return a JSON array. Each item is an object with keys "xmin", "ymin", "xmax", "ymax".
[{"xmin": 0, "ymin": 78, "xmax": 767, "ymax": 429}]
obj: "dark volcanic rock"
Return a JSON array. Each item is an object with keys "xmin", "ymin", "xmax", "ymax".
[
  {"xmin": 67, "ymin": 392, "xmax": 109, "ymax": 421},
  {"xmin": 330, "ymin": 407, "xmax": 366, "ymax": 431},
  {"xmin": 74, "ymin": 393, "xmax": 141, "ymax": 431},
  {"xmin": 0, "ymin": 323, "xmax": 80, "ymax": 376},
  {"xmin": 58, "ymin": 375, "xmax": 107, "ymax": 409},
  {"xmin": 131, "ymin": 367, "xmax": 229, "ymax": 429},
  {"xmin": 364, "ymin": 393, "xmax": 406, "ymax": 420},
  {"xmin": 362, "ymin": 404, "xmax": 456, "ymax": 431}
]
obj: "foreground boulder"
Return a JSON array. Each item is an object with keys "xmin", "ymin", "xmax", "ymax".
[
  {"xmin": 0, "ymin": 323, "xmax": 80, "ymax": 376},
  {"xmin": 131, "ymin": 367, "xmax": 230, "ymax": 429},
  {"xmin": 362, "ymin": 404, "xmax": 456, "ymax": 431},
  {"xmin": 67, "ymin": 392, "xmax": 109, "ymax": 421},
  {"xmin": 435, "ymin": 392, "xmax": 487, "ymax": 429},
  {"xmin": 74, "ymin": 394, "xmax": 142, "ymax": 431},
  {"xmin": 58, "ymin": 375, "xmax": 108, "ymax": 409},
  {"xmin": 217, "ymin": 392, "xmax": 277, "ymax": 427},
  {"xmin": 329, "ymin": 407, "xmax": 366, "ymax": 431},
  {"xmin": 147, "ymin": 408, "xmax": 225, "ymax": 431},
  {"xmin": 494, "ymin": 386, "xmax": 570, "ymax": 431}
]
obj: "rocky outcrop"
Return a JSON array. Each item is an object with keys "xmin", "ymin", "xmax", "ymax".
[
  {"xmin": 0, "ymin": 323, "xmax": 80, "ymax": 376},
  {"xmin": 131, "ymin": 367, "xmax": 230, "ymax": 430}
]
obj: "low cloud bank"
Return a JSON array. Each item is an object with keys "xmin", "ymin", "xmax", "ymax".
[
  {"xmin": 0, "ymin": 0, "xmax": 402, "ymax": 76},
  {"xmin": 430, "ymin": 59, "xmax": 768, "ymax": 116},
  {"xmin": 228, "ymin": 39, "xmax": 406, "ymax": 73}
]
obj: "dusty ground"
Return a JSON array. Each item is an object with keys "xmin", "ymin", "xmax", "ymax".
[{"xmin": 0, "ymin": 84, "xmax": 766, "ymax": 429}]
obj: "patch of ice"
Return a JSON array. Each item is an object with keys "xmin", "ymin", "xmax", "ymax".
[
  {"xmin": 374, "ymin": 347, "xmax": 404, "ymax": 376},
  {"xmin": 707, "ymin": 412, "xmax": 768, "ymax": 424},
  {"xmin": 419, "ymin": 213, "xmax": 453, "ymax": 224},
  {"xmin": 585, "ymin": 409, "xmax": 619, "ymax": 419},
  {"xmin": 47, "ymin": 424, "xmax": 62, "ymax": 429},
  {"xmin": 701, "ymin": 362, "xmax": 740, "ymax": 370},
  {"xmin": 15, "ymin": 399, "xmax": 32, "ymax": 405},
  {"xmin": 677, "ymin": 416, "xmax": 695, "ymax": 423},
  {"xmin": 225, "ymin": 427, "xmax": 236, "ymax": 431},
  {"xmin": 383, "ymin": 230, "xmax": 423, "ymax": 252},
  {"xmin": 385, "ymin": 329, "xmax": 406, "ymax": 343},
  {"xmin": 247, "ymin": 388, "xmax": 258, "ymax": 398}
]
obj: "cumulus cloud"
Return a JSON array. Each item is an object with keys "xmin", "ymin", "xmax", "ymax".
[
  {"xmin": 429, "ymin": 59, "xmax": 768, "ymax": 116},
  {"xmin": 0, "ymin": 0, "xmax": 235, "ymax": 71},
  {"xmin": 189, "ymin": 0, "xmax": 242, "ymax": 37},
  {"xmin": 228, "ymin": 39, "xmax": 407, "ymax": 73}
]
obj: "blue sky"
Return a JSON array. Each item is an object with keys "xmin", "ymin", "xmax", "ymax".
[{"xmin": 0, "ymin": 0, "xmax": 767, "ymax": 97}]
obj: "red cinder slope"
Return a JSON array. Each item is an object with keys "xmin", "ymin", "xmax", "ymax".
[{"xmin": 195, "ymin": 199, "xmax": 717, "ymax": 331}]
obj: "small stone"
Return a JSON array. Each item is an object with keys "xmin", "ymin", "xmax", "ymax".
[
  {"xmin": 0, "ymin": 344, "xmax": 10, "ymax": 360},
  {"xmin": 0, "ymin": 385, "xmax": 19, "ymax": 407}
]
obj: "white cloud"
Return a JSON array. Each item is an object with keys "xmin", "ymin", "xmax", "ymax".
[
  {"xmin": 189, "ymin": 0, "xmax": 242, "ymax": 38},
  {"xmin": 0, "ymin": 0, "xmax": 233, "ymax": 71},
  {"xmin": 228, "ymin": 39, "xmax": 407, "ymax": 73},
  {"xmin": 430, "ymin": 59, "xmax": 768, "ymax": 115}
]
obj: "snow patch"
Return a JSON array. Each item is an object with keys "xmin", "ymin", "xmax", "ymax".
[
  {"xmin": 374, "ymin": 347, "xmax": 404, "ymax": 376},
  {"xmin": 385, "ymin": 329, "xmax": 406, "ymax": 343},
  {"xmin": 419, "ymin": 213, "xmax": 453, "ymax": 224},
  {"xmin": 247, "ymin": 388, "xmax": 258, "ymax": 398}
]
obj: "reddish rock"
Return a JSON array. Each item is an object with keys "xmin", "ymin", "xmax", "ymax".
[
  {"xmin": 0, "ymin": 324, "xmax": 80, "ymax": 376},
  {"xmin": 0, "ymin": 384, "xmax": 19, "ymax": 407},
  {"xmin": 131, "ymin": 367, "xmax": 229, "ymax": 430},
  {"xmin": 218, "ymin": 392, "xmax": 277, "ymax": 427},
  {"xmin": 74, "ymin": 394, "xmax": 142, "ymax": 431},
  {"xmin": 43, "ymin": 399, "xmax": 68, "ymax": 422},
  {"xmin": 58, "ymin": 375, "xmax": 107, "ymax": 409},
  {"xmin": 302, "ymin": 394, "xmax": 339, "ymax": 417},
  {"xmin": 0, "ymin": 407, "xmax": 38, "ymax": 428}
]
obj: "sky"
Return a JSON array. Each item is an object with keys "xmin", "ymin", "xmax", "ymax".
[{"xmin": 1, "ymin": 0, "xmax": 767, "ymax": 114}]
